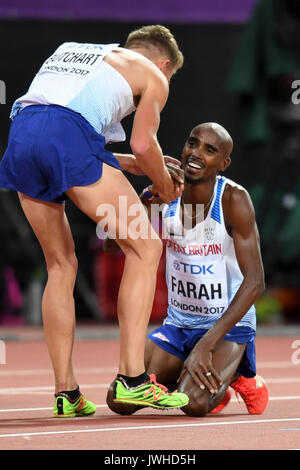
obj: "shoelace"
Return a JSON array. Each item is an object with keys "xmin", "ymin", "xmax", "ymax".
[{"xmin": 148, "ymin": 374, "xmax": 169, "ymax": 393}]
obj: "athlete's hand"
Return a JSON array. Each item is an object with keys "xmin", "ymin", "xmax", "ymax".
[
  {"xmin": 150, "ymin": 161, "xmax": 184, "ymax": 199},
  {"xmin": 156, "ymin": 169, "xmax": 184, "ymax": 204},
  {"xmin": 163, "ymin": 156, "xmax": 182, "ymax": 167},
  {"xmin": 178, "ymin": 338, "xmax": 223, "ymax": 395},
  {"xmin": 166, "ymin": 162, "xmax": 184, "ymax": 193}
]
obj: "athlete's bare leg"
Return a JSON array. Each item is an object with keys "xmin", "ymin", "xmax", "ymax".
[
  {"xmin": 144, "ymin": 338, "xmax": 183, "ymax": 390},
  {"xmin": 66, "ymin": 163, "xmax": 162, "ymax": 376},
  {"xmin": 145, "ymin": 337, "xmax": 246, "ymax": 416},
  {"xmin": 18, "ymin": 194, "xmax": 78, "ymax": 394},
  {"xmin": 178, "ymin": 340, "xmax": 246, "ymax": 416}
]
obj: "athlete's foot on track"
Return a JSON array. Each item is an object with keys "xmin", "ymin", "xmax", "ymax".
[
  {"xmin": 231, "ymin": 375, "xmax": 269, "ymax": 415},
  {"xmin": 106, "ymin": 374, "xmax": 189, "ymax": 415},
  {"xmin": 106, "ymin": 380, "xmax": 145, "ymax": 415}
]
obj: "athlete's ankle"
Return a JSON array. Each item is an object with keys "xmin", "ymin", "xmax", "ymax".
[
  {"xmin": 55, "ymin": 386, "xmax": 80, "ymax": 402},
  {"xmin": 117, "ymin": 372, "xmax": 149, "ymax": 388},
  {"xmin": 55, "ymin": 382, "xmax": 79, "ymax": 395}
]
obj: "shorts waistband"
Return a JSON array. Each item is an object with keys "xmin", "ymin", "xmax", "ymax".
[
  {"xmin": 20, "ymin": 104, "xmax": 82, "ymax": 118},
  {"xmin": 16, "ymin": 104, "xmax": 101, "ymax": 135}
]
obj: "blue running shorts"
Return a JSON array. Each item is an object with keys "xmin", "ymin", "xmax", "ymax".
[
  {"xmin": 148, "ymin": 323, "xmax": 256, "ymax": 378},
  {"xmin": 0, "ymin": 104, "xmax": 121, "ymax": 203}
]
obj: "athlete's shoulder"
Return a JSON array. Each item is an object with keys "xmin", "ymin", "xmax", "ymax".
[
  {"xmin": 112, "ymin": 48, "xmax": 168, "ymax": 83},
  {"xmin": 222, "ymin": 177, "xmax": 252, "ymax": 205},
  {"xmin": 222, "ymin": 177, "xmax": 255, "ymax": 225}
]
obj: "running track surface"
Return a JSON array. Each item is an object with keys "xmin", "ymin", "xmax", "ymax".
[{"xmin": 0, "ymin": 325, "xmax": 299, "ymax": 450}]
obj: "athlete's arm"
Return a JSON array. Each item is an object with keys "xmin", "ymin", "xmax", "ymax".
[
  {"xmin": 141, "ymin": 162, "xmax": 184, "ymax": 206},
  {"xmin": 129, "ymin": 71, "xmax": 180, "ymax": 204},
  {"xmin": 103, "ymin": 162, "xmax": 183, "ymax": 253},
  {"xmin": 204, "ymin": 187, "xmax": 265, "ymax": 344},
  {"xmin": 179, "ymin": 187, "xmax": 265, "ymax": 393},
  {"xmin": 114, "ymin": 153, "xmax": 182, "ymax": 176}
]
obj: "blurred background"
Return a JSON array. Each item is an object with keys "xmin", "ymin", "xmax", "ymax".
[{"xmin": 0, "ymin": 0, "xmax": 300, "ymax": 328}]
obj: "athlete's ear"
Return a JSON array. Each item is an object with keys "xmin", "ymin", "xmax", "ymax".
[
  {"xmin": 221, "ymin": 156, "xmax": 231, "ymax": 172},
  {"xmin": 162, "ymin": 59, "xmax": 171, "ymax": 69},
  {"xmin": 155, "ymin": 58, "xmax": 171, "ymax": 72}
]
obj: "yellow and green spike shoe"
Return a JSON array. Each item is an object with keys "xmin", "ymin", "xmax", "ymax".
[
  {"xmin": 113, "ymin": 374, "xmax": 189, "ymax": 410},
  {"xmin": 54, "ymin": 393, "xmax": 96, "ymax": 418}
]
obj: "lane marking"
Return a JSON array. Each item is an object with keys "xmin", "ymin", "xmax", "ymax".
[
  {"xmin": 0, "ymin": 395, "xmax": 300, "ymax": 413},
  {"xmin": 234, "ymin": 395, "xmax": 300, "ymax": 401},
  {"xmin": 0, "ymin": 361, "xmax": 298, "ymax": 376},
  {"xmin": 0, "ymin": 417, "xmax": 300, "ymax": 439},
  {"xmin": 0, "ymin": 376, "xmax": 300, "ymax": 395},
  {"xmin": 0, "ymin": 384, "xmax": 109, "ymax": 394},
  {"xmin": 264, "ymin": 378, "xmax": 300, "ymax": 384},
  {"xmin": 257, "ymin": 361, "xmax": 299, "ymax": 368},
  {"xmin": 280, "ymin": 428, "xmax": 300, "ymax": 431},
  {"xmin": 0, "ymin": 404, "xmax": 107, "ymax": 412},
  {"xmin": 0, "ymin": 367, "xmax": 116, "ymax": 376}
]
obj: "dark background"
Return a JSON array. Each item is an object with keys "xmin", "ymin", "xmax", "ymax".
[{"xmin": 0, "ymin": 4, "xmax": 300, "ymax": 325}]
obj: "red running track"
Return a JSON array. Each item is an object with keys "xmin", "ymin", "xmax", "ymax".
[{"xmin": 0, "ymin": 327, "xmax": 299, "ymax": 450}]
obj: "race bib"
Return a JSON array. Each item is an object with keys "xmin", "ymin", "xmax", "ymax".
[
  {"xmin": 167, "ymin": 251, "xmax": 228, "ymax": 316},
  {"xmin": 37, "ymin": 42, "xmax": 118, "ymax": 78}
]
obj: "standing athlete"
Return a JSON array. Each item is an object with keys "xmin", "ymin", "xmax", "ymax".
[
  {"xmin": 0, "ymin": 25, "xmax": 189, "ymax": 416},
  {"xmin": 106, "ymin": 122, "xmax": 269, "ymax": 416}
]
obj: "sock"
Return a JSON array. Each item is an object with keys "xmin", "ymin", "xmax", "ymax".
[
  {"xmin": 55, "ymin": 386, "xmax": 80, "ymax": 402},
  {"xmin": 117, "ymin": 372, "xmax": 149, "ymax": 388}
]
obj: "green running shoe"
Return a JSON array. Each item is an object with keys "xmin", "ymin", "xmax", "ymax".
[
  {"xmin": 113, "ymin": 374, "xmax": 189, "ymax": 410},
  {"xmin": 54, "ymin": 392, "xmax": 96, "ymax": 418}
]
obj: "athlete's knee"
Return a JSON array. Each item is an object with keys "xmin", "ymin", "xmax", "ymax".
[
  {"xmin": 178, "ymin": 375, "xmax": 211, "ymax": 417},
  {"xmin": 46, "ymin": 250, "xmax": 78, "ymax": 281},
  {"xmin": 122, "ymin": 237, "xmax": 163, "ymax": 267},
  {"xmin": 181, "ymin": 391, "xmax": 210, "ymax": 417},
  {"xmin": 145, "ymin": 237, "xmax": 163, "ymax": 264}
]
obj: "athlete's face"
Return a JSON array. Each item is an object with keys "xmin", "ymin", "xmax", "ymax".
[{"xmin": 181, "ymin": 125, "xmax": 231, "ymax": 184}]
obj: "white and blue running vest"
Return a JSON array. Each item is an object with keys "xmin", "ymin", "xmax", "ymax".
[
  {"xmin": 10, "ymin": 42, "xmax": 135, "ymax": 143},
  {"xmin": 162, "ymin": 175, "xmax": 256, "ymax": 331}
]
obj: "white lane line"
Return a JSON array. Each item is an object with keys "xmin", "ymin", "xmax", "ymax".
[
  {"xmin": 281, "ymin": 428, "xmax": 300, "ymax": 431},
  {"xmin": 0, "ymin": 384, "xmax": 109, "ymax": 394},
  {"xmin": 0, "ymin": 367, "xmax": 117, "ymax": 376},
  {"xmin": 257, "ymin": 361, "xmax": 299, "ymax": 368},
  {"xmin": 1, "ymin": 376, "xmax": 300, "ymax": 395},
  {"xmin": 264, "ymin": 378, "xmax": 300, "ymax": 384},
  {"xmin": 0, "ymin": 395, "xmax": 299, "ymax": 413},
  {"xmin": 0, "ymin": 404, "xmax": 107, "ymax": 412},
  {"xmin": 232, "ymin": 395, "xmax": 300, "ymax": 402},
  {"xmin": 0, "ymin": 417, "xmax": 300, "ymax": 439},
  {"xmin": 0, "ymin": 361, "xmax": 297, "ymax": 376}
]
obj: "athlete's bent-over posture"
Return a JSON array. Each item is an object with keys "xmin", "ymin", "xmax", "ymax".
[{"xmin": 0, "ymin": 26, "xmax": 189, "ymax": 416}]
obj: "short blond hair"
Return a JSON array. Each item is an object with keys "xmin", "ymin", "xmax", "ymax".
[{"xmin": 124, "ymin": 25, "xmax": 184, "ymax": 71}]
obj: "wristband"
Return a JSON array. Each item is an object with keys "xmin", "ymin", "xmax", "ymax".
[{"xmin": 142, "ymin": 186, "xmax": 159, "ymax": 200}]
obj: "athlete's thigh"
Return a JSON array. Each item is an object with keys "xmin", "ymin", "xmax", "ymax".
[
  {"xmin": 213, "ymin": 339, "xmax": 246, "ymax": 385},
  {"xmin": 145, "ymin": 338, "xmax": 183, "ymax": 388},
  {"xmin": 66, "ymin": 163, "xmax": 159, "ymax": 249},
  {"xmin": 18, "ymin": 193, "xmax": 75, "ymax": 261},
  {"xmin": 180, "ymin": 339, "xmax": 246, "ymax": 395}
]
